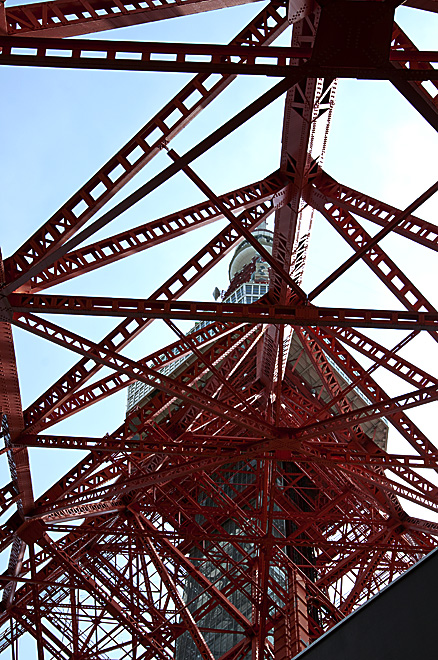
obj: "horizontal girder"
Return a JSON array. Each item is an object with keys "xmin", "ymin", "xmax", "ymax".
[
  {"xmin": 9, "ymin": 295, "xmax": 438, "ymax": 331},
  {"xmin": 1, "ymin": 36, "xmax": 438, "ymax": 79}
]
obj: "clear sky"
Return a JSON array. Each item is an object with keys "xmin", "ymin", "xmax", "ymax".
[{"xmin": 1, "ymin": 3, "xmax": 438, "ymax": 652}]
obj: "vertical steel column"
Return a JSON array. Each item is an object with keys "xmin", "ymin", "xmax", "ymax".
[
  {"xmin": 257, "ymin": 3, "xmax": 336, "ymax": 392},
  {"xmin": 274, "ymin": 570, "xmax": 309, "ymax": 659}
]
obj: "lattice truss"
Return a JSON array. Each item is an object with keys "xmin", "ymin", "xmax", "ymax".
[{"xmin": 0, "ymin": 0, "xmax": 438, "ymax": 657}]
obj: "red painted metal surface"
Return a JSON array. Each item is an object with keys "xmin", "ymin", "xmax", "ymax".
[
  {"xmin": 1, "ymin": 0, "xmax": 438, "ymax": 658},
  {"xmin": 1, "ymin": 35, "xmax": 438, "ymax": 74},
  {"xmin": 11, "ymin": 294, "xmax": 438, "ymax": 330}
]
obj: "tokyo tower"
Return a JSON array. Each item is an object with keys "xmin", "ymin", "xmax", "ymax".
[{"xmin": 0, "ymin": 0, "xmax": 438, "ymax": 657}]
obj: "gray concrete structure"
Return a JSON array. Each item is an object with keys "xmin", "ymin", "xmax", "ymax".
[{"xmin": 295, "ymin": 547, "xmax": 438, "ymax": 660}]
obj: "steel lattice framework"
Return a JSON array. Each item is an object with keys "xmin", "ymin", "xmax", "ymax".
[{"xmin": 1, "ymin": 0, "xmax": 438, "ymax": 657}]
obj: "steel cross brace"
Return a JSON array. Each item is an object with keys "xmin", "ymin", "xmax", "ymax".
[
  {"xmin": 307, "ymin": 185, "xmax": 438, "ymax": 345},
  {"xmin": 328, "ymin": 325, "xmax": 437, "ymax": 390},
  {"xmin": 26, "ymin": 534, "xmax": 173, "ymax": 659},
  {"xmin": 51, "ymin": 321, "xmax": 249, "ymax": 425},
  {"xmin": 298, "ymin": 328, "xmax": 438, "ymax": 517},
  {"xmin": 24, "ymin": 172, "xmax": 287, "ymax": 293},
  {"xmin": 9, "ymin": 311, "xmax": 273, "ymax": 437},
  {"xmin": 277, "ymin": 376, "xmax": 438, "ymax": 519},
  {"xmin": 307, "ymin": 179, "xmax": 438, "ymax": 301},
  {"xmin": 315, "ymin": 169, "xmax": 438, "ymax": 251},
  {"xmin": 3, "ymin": 75, "xmax": 300, "ymax": 298},
  {"xmin": 4, "ymin": 0, "xmax": 291, "ymax": 284},
  {"xmin": 20, "ymin": 202, "xmax": 275, "ymax": 433},
  {"xmin": 24, "ymin": 376, "xmax": 438, "ymax": 518},
  {"xmin": 130, "ymin": 511, "xmax": 254, "ymax": 635},
  {"xmin": 305, "ymin": 326, "xmax": 438, "ymax": 460},
  {"xmin": 391, "ymin": 23, "xmax": 438, "ymax": 131},
  {"xmin": 165, "ymin": 148, "xmax": 306, "ymax": 302},
  {"xmin": 3, "ymin": 515, "xmax": 178, "ymax": 650},
  {"xmin": 279, "ymin": 373, "xmax": 438, "ymax": 512}
]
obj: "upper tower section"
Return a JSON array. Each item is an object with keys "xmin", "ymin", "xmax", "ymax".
[
  {"xmin": 228, "ymin": 222, "xmax": 273, "ymax": 283},
  {"xmin": 217, "ymin": 221, "xmax": 274, "ymax": 305}
]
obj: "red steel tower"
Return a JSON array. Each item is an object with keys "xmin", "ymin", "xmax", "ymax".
[{"xmin": 1, "ymin": 0, "xmax": 438, "ymax": 657}]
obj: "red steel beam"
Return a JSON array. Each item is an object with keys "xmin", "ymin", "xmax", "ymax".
[
  {"xmin": 340, "ymin": 463, "xmax": 438, "ymax": 514},
  {"xmin": 26, "ymin": 444, "xmax": 123, "ymax": 511},
  {"xmin": 301, "ymin": 330, "xmax": 420, "ymax": 424},
  {"xmin": 4, "ymin": 515, "xmax": 177, "ymax": 634},
  {"xmin": 1, "ymin": 36, "xmax": 438, "ymax": 80},
  {"xmin": 40, "ymin": 535, "xmax": 174, "ymax": 659},
  {"xmin": 165, "ymin": 148, "xmax": 306, "ymax": 301},
  {"xmin": 129, "ymin": 511, "xmax": 254, "ymax": 634},
  {"xmin": 0, "ymin": 247, "xmax": 23, "ymax": 441},
  {"xmin": 14, "ymin": 433, "xmax": 154, "ymax": 452},
  {"xmin": 280, "ymin": 383, "xmax": 438, "ymax": 446},
  {"xmin": 314, "ymin": 528, "xmax": 395, "ymax": 590},
  {"xmin": 296, "ymin": 442, "xmax": 438, "ymax": 506},
  {"xmin": 11, "ymin": 295, "xmax": 438, "ymax": 331},
  {"xmin": 327, "ymin": 326, "xmax": 437, "ymax": 390},
  {"xmin": 0, "ymin": 36, "xmax": 312, "ymax": 71},
  {"xmin": 0, "ymin": 258, "xmax": 34, "ymax": 525},
  {"xmin": 164, "ymin": 319, "xmax": 267, "ymax": 425},
  {"xmin": 164, "ymin": 327, "xmax": 265, "ymax": 436},
  {"xmin": 286, "ymin": 335, "xmax": 425, "ymax": 514},
  {"xmin": 140, "ymin": 532, "xmax": 215, "ymax": 660},
  {"xmin": 298, "ymin": 445, "xmax": 438, "ymax": 470},
  {"xmin": 18, "ymin": 346, "xmax": 418, "ymax": 536},
  {"xmin": 28, "ymin": 544, "xmax": 45, "ymax": 660},
  {"xmin": 280, "ymin": 345, "xmax": 438, "ymax": 505},
  {"xmin": 294, "ymin": 328, "xmax": 353, "ymax": 419},
  {"xmin": 258, "ymin": 4, "xmax": 334, "ymax": 394},
  {"xmin": 9, "ymin": 608, "xmax": 72, "ymax": 659},
  {"xmin": 404, "ymin": 0, "xmax": 438, "ymax": 11},
  {"xmin": 0, "ymin": 326, "xmax": 23, "ymax": 441},
  {"xmin": 41, "ymin": 518, "xmax": 398, "ymax": 538},
  {"xmin": 121, "ymin": 323, "xmax": 264, "ymax": 433},
  {"xmin": 0, "ymin": 483, "xmax": 20, "ymax": 518}
]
